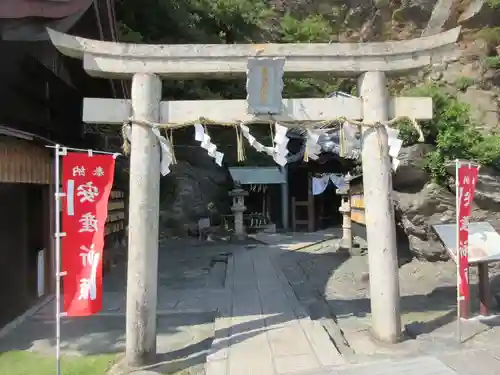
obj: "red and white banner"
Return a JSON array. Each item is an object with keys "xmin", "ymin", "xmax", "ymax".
[
  {"xmin": 61, "ymin": 152, "xmax": 116, "ymax": 316},
  {"xmin": 456, "ymin": 161, "xmax": 479, "ymax": 317}
]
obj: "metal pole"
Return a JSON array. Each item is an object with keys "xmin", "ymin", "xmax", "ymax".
[
  {"xmin": 54, "ymin": 144, "xmax": 62, "ymax": 375},
  {"xmin": 45, "ymin": 144, "xmax": 120, "ymax": 157},
  {"xmin": 455, "ymin": 158, "xmax": 461, "ymax": 343}
]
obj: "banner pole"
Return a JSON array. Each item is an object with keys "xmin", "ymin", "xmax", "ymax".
[
  {"xmin": 455, "ymin": 158, "xmax": 461, "ymax": 343},
  {"xmin": 54, "ymin": 144, "xmax": 63, "ymax": 375}
]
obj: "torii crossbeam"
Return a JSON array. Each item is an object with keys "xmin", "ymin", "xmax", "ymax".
[{"xmin": 47, "ymin": 27, "xmax": 461, "ymax": 367}]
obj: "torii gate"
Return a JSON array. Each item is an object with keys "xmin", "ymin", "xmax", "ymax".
[{"xmin": 47, "ymin": 27, "xmax": 460, "ymax": 366}]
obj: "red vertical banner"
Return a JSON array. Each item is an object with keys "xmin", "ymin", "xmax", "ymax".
[
  {"xmin": 61, "ymin": 152, "xmax": 116, "ymax": 316},
  {"xmin": 456, "ymin": 162, "xmax": 479, "ymax": 318}
]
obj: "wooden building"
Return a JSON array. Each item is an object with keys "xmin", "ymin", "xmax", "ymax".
[{"xmin": 0, "ymin": 0, "xmax": 125, "ymax": 327}]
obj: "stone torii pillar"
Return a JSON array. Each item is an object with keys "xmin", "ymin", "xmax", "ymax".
[{"xmin": 47, "ymin": 27, "xmax": 460, "ymax": 358}]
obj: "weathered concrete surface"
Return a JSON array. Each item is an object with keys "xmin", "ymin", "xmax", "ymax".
[
  {"xmin": 0, "ymin": 239, "xmax": 237, "ymax": 375},
  {"xmin": 278, "ymin": 241, "xmax": 500, "ymax": 369},
  {"xmin": 358, "ymin": 71, "xmax": 401, "ymax": 344},
  {"xmin": 46, "ymin": 27, "xmax": 461, "ymax": 78},
  {"xmin": 126, "ymin": 72, "xmax": 162, "ymax": 366},
  {"xmin": 296, "ymin": 356, "xmax": 459, "ymax": 375},
  {"xmin": 0, "ymin": 233, "xmax": 347, "ymax": 375},
  {"xmin": 206, "ymin": 232, "xmax": 346, "ymax": 375},
  {"xmin": 82, "ymin": 96, "xmax": 433, "ymax": 125}
]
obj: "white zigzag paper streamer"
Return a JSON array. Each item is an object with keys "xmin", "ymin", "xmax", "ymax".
[
  {"xmin": 124, "ymin": 123, "xmax": 174, "ymax": 176},
  {"xmin": 239, "ymin": 123, "xmax": 291, "ymax": 167},
  {"xmin": 193, "ymin": 123, "xmax": 224, "ymax": 166},
  {"xmin": 306, "ymin": 130, "xmax": 322, "ymax": 160},
  {"xmin": 151, "ymin": 127, "xmax": 175, "ymax": 176},
  {"xmin": 341, "ymin": 121, "xmax": 402, "ymax": 171},
  {"xmin": 239, "ymin": 123, "xmax": 274, "ymax": 156},
  {"xmin": 272, "ymin": 123, "xmax": 289, "ymax": 167}
]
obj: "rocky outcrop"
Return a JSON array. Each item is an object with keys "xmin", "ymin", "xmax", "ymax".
[
  {"xmin": 159, "ymin": 148, "xmax": 232, "ymax": 235},
  {"xmin": 421, "ymin": 0, "xmax": 455, "ymax": 37},
  {"xmin": 395, "ymin": 183, "xmax": 455, "ymax": 261},
  {"xmin": 393, "ymin": 143, "xmax": 434, "ymax": 192},
  {"xmin": 458, "ymin": 88, "xmax": 499, "ymax": 132},
  {"xmin": 393, "ymin": 146, "xmax": 500, "ymax": 260}
]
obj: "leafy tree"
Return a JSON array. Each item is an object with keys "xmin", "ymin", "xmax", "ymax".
[
  {"xmin": 397, "ymin": 85, "xmax": 500, "ymax": 182},
  {"xmin": 115, "ymin": 1, "xmax": 500, "ymax": 178}
]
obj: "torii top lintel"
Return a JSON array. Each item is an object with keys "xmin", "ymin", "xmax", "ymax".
[{"xmin": 46, "ymin": 27, "xmax": 461, "ymax": 79}]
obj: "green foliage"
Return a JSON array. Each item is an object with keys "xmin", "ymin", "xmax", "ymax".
[
  {"xmin": 454, "ymin": 76, "xmax": 475, "ymax": 91},
  {"xmin": 115, "ymin": 1, "xmax": 500, "ymax": 178},
  {"xmin": 391, "ymin": 8, "xmax": 404, "ymax": 22},
  {"xmin": 0, "ymin": 351, "xmax": 117, "ymax": 375},
  {"xmin": 476, "ymin": 27, "xmax": 500, "ymax": 47},
  {"xmin": 484, "ymin": 56, "xmax": 500, "ymax": 69},
  {"xmin": 398, "ymin": 85, "xmax": 500, "ymax": 182},
  {"xmin": 487, "ymin": 0, "xmax": 500, "ymax": 8},
  {"xmin": 396, "ymin": 118, "xmax": 421, "ymax": 146},
  {"xmin": 278, "ymin": 13, "xmax": 335, "ymax": 42},
  {"xmin": 116, "ymin": 0, "xmax": 346, "ymax": 105}
]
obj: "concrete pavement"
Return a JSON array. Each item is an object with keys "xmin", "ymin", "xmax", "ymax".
[
  {"xmin": 294, "ymin": 348, "xmax": 500, "ymax": 375},
  {"xmin": 206, "ymin": 240, "xmax": 345, "ymax": 375},
  {"xmin": 2, "ymin": 231, "xmax": 500, "ymax": 375}
]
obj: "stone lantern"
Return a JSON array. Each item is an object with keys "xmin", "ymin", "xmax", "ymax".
[
  {"xmin": 336, "ymin": 173, "xmax": 353, "ymax": 252},
  {"xmin": 229, "ymin": 181, "xmax": 249, "ymax": 239}
]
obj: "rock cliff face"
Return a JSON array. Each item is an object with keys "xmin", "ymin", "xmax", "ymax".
[
  {"xmin": 159, "ymin": 1, "xmax": 500, "ymax": 250},
  {"xmin": 159, "ymin": 146, "xmax": 232, "ymax": 235},
  {"xmin": 394, "ymin": 147, "xmax": 500, "ymax": 261}
]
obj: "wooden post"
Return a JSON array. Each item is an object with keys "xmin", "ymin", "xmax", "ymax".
[
  {"xmin": 307, "ymin": 173, "xmax": 315, "ymax": 232},
  {"xmin": 281, "ymin": 166, "xmax": 289, "ymax": 230},
  {"xmin": 126, "ymin": 73, "xmax": 162, "ymax": 366},
  {"xmin": 291, "ymin": 196, "xmax": 297, "ymax": 232},
  {"xmin": 358, "ymin": 71, "xmax": 401, "ymax": 343},
  {"xmin": 478, "ymin": 263, "xmax": 490, "ymax": 316}
]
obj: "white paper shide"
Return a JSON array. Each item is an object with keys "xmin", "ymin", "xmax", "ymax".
[
  {"xmin": 124, "ymin": 123, "xmax": 174, "ymax": 176},
  {"xmin": 239, "ymin": 122, "xmax": 290, "ymax": 167},
  {"xmin": 194, "ymin": 123, "xmax": 224, "ymax": 166}
]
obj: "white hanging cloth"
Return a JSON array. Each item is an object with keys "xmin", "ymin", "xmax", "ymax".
[
  {"xmin": 312, "ymin": 175, "xmax": 331, "ymax": 196},
  {"xmin": 312, "ymin": 173, "xmax": 349, "ymax": 196},
  {"xmin": 329, "ymin": 174, "xmax": 347, "ymax": 190}
]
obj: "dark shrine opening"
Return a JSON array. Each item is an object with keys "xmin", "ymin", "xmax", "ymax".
[{"xmin": 286, "ymin": 134, "xmax": 355, "ymax": 232}]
